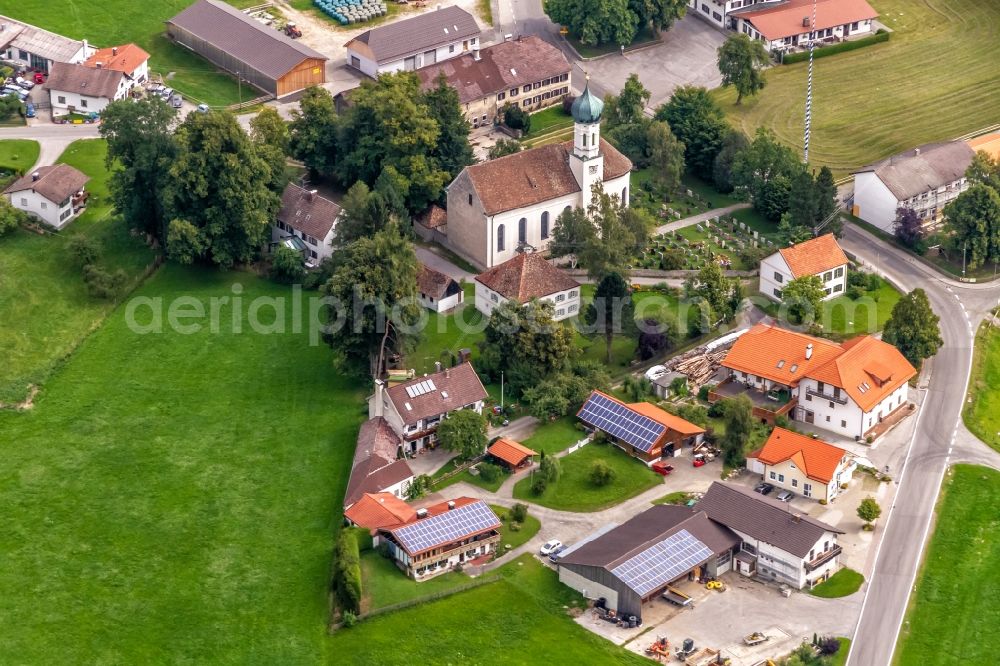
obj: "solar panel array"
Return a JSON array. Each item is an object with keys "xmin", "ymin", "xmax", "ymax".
[
  {"xmin": 578, "ymin": 392, "xmax": 666, "ymax": 453},
  {"xmin": 392, "ymin": 501, "xmax": 500, "ymax": 554},
  {"xmin": 405, "ymin": 379, "xmax": 437, "ymax": 398},
  {"xmin": 610, "ymin": 529, "xmax": 714, "ymax": 596}
]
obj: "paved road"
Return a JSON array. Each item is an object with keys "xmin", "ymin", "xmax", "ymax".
[
  {"xmin": 0, "ymin": 123, "xmax": 102, "ymax": 171},
  {"xmin": 838, "ymin": 222, "xmax": 1000, "ymax": 666}
]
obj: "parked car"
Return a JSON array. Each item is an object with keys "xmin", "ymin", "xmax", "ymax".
[
  {"xmin": 775, "ymin": 490, "xmax": 794, "ymax": 502},
  {"xmin": 170, "ymin": 94, "xmax": 183, "ymax": 109},
  {"xmin": 196, "ymin": 103, "xmax": 210, "ymax": 113},
  {"xmin": 548, "ymin": 544, "xmax": 567, "ymax": 562},
  {"xmin": 539, "ymin": 539, "xmax": 562, "ymax": 556},
  {"xmin": 15, "ymin": 77, "xmax": 34, "ymax": 90},
  {"xmin": 644, "ymin": 365, "xmax": 667, "ymax": 381},
  {"xmin": 692, "ymin": 454, "xmax": 707, "ymax": 468},
  {"xmin": 652, "ymin": 461, "xmax": 674, "ymax": 476},
  {"xmin": 3, "ymin": 87, "xmax": 27, "ymax": 101},
  {"xmin": 33, "ymin": 71, "xmax": 45, "ymax": 84},
  {"xmin": 754, "ymin": 482, "xmax": 775, "ymax": 496},
  {"xmin": 25, "ymin": 102, "xmax": 35, "ymax": 118}
]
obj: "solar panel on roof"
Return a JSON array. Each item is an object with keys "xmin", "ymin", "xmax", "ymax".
[
  {"xmin": 392, "ymin": 501, "xmax": 500, "ymax": 554},
  {"xmin": 577, "ymin": 393, "xmax": 666, "ymax": 453},
  {"xmin": 610, "ymin": 529, "xmax": 714, "ymax": 597}
]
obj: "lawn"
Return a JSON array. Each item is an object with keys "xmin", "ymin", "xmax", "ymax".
[
  {"xmin": 431, "ymin": 456, "xmax": 509, "ymax": 493},
  {"xmin": 0, "ymin": 266, "xmax": 367, "ymax": 662},
  {"xmin": 0, "ymin": 138, "xmax": 39, "ymax": 176},
  {"xmin": 761, "ymin": 276, "xmax": 901, "ymax": 337},
  {"xmin": 331, "ymin": 555, "xmax": 650, "ymax": 665},
  {"xmin": 491, "ymin": 503, "xmax": 542, "ymax": 551},
  {"xmin": 522, "ymin": 415, "xmax": 584, "ymax": 454},
  {"xmin": 0, "ymin": 139, "xmax": 154, "ymax": 404},
  {"xmin": 832, "ymin": 638, "xmax": 851, "ymax": 666},
  {"xmin": 406, "ymin": 283, "xmax": 484, "ymax": 375},
  {"xmin": 632, "ymin": 169, "xmax": 745, "ymax": 221},
  {"xmin": 567, "ymin": 26, "xmax": 659, "ymax": 59},
  {"xmin": 963, "ymin": 323, "xmax": 1000, "ymax": 452},
  {"xmin": 521, "ymin": 105, "xmax": 574, "ymax": 139},
  {"xmin": 512, "ymin": 442, "xmax": 661, "ymax": 511},
  {"xmin": 359, "ymin": 549, "xmax": 472, "ymax": 612},
  {"xmin": 809, "ymin": 568, "xmax": 864, "ymax": 598},
  {"xmin": 711, "ymin": 0, "xmax": 1000, "ymax": 176},
  {"xmin": 7, "ymin": 1, "xmax": 245, "ymax": 106},
  {"xmin": 653, "ymin": 490, "xmax": 697, "ymax": 505},
  {"xmin": 895, "ymin": 465, "xmax": 1000, "ymax": 665}
]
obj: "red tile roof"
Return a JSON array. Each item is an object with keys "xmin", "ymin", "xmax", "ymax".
[
  {"xmin": 83, "ymin": 43, "xmax": 150, "ymax": 76},
  {"xmin": 749, "ymin": 427, "xmax": 848, "ymax": 484},
  {"xmin": 4, "ymin": 164, "xmax": 89, "ymax": 203},
  {"xmin": 722, "ymin": 324, "xmax": 843, "ymax": 385},
  {"xmin": 736, "ymin": 0, "xmax": 879, "ymax": 41},
  {"xmin": 385, "ymin": 362, "xmax": 488, "ymax": 427},
  {"xmin": 488, "ymin": 438, "xmax": 537, "ymax": 466},
  {"xmin": 463, "ymin": 138, "xmax": 631, "ymax": 215},
  {"xmin": 968, "ymin": 133, "xmax": 1000, "ymax": 161},
  {"xmin": 45, "ymin": 61, "xmax": 124, "ymax": 100},
  {"xmin": 384, "ymin": 497, "xmax": 500, "ymax": 556},
  {"xmin": 344, "ymin": 417, "xmax": 413, "ymax": 507},
  {"xmin": 344, "ymin": 492, "xmax": 417, "ymax": 530},
  {"xmin": 807, "ymin": 335, "xmax": 916, "ymax": 412},
  {"xmin": 628, "ymin": 401, "xmax": 706, "ymax": 436},
  {"xmin": 474, "ymin": 253, "xmax": 580, "ymax": 301},
  {"xmin": 777, "ymin": 234, "xmax": 849, "ymax": 278},
  {"xmin": 416, "ymin": 204, "xmax": 448, "ymax": 229},
  {"xmin": 277, "ymin": 183, "xmax": 341, "ymax": 240}
]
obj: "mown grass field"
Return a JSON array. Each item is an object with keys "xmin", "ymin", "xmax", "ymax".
[
  {"xmin": 0, "ymin": 266, "xmax": 366, "ymax": 662},
  {"xmin": 0, "ymin": 139, "xmax": 154, "ymax": 403},
  {"xmin": 895, "ymin": 465, "xmax": 1000, "ymax": 665},
  {"xmin": 963, "ymin": 322, "xmax": 1000, "ymax": 452},
  {"xmin": 0, "ymin": 139, "xmax": 39, "ymax": 175},
  {"xmin": 712, "ymin": 0, "xmax": 1000, "ymax": 176},
  {"xmin": 360, "ymin": 550, "xmax": 472, "ymax": 612},
  {"xmin": 8, "ymin": 1, "xmax": 245, "ymax": 105}
]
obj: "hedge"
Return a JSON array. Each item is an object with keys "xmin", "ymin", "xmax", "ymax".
[
  {"xmin": 334, "ymin": 530, "xmax": 363, "ymax": 614},
  {"xmin": 780, "ymin": 31, "xmax": 890, "ymax": 65}
]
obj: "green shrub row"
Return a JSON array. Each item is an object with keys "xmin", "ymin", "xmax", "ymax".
[
  {"xmin": 780, "ymin": 30, "xmax": 890, "ymax": 65},
  {"xmin": 334, "ymin": 530, "xmax": 363, "ymax": 614}
]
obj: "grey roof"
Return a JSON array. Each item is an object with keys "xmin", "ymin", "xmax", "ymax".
[
  {"xmin": 695, "ymin": 482, "xmax": 843, "ymax": 559},
  {"xmin": 166, "ymin": 0, "xmax": 327, "ymax": 79},
  {"xmin": 4, "ymin": 164, "xmax": 89, "ymax": 202},
  {"xmin": 348, "ymin": 5, "xmax": 480, "ymax": 65},
  {"xmin": 45, "ymin": 61, "xmax": 124, "ymax": 99},
  {"xmin": 277, "ymin": 183, "xmax": 341, "ymax": 239},
  {"xmin": 856, "ymin": 141, "xmax": 975, "ymax": 201},
  {"xmin": 559, "ymin": 505, "xmax": 739, "ymax": 570},
  {"xmin": 0, "ymin": 15, "xmax": 88, "ymax": 63}
]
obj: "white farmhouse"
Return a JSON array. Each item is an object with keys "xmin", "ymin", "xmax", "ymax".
[
  {"xmin": 0, "ymin": 15, "xmax": 93, "ymax": 73},
  {"xmin": 443, "ymin": 80, "xmax": 632, "ymax": 270},
  {"xmin": 272, "ymin": 183, "xmax": 341, "ymax": 267},
  {"xmin": 697, "ymin": 482, "xmax": 845, "ymax": 589},
  {"xmin": 45, "ymin": 62, "xmax": 128, "ymax": 116},
  {"xmin": 474, "ymin": 253, "xmax": 581, "ymax": 321},
  {"xmin": 417, "ymin": 264, "xmax": 464, "ymax": 313},
  {"xmin": 369, "ymin": 362, "xmax": 488, "ymax": 455},
  {"xmin": 3, "ymin": 164, "xmax": 89, "ymax": 230},
  {"xmin": 713, "ymin": 323, "xmax": 917, "ymax": 441},
  {"xmin": 852, "ymin": 141, "xmax": 976, "ymax": 233},
  {"xmin": 746, "ymin": 427, "xmax": 855, "ymax": 503},
  {"xmin": 759, "ymin": 233, "xmax": 849, "ymax": 302},
  {"xmin": 344, "ymin": 5, "xmax": 480, "ymax": 78},
  {"xmin": 83, "ymin": 43, "xmax": 150, "ymax": 86}
]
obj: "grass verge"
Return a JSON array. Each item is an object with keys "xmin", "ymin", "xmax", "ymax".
[
  {"xmin": 962, "ymin": 322, "xmax": 1000, "ymax": 452},
  {"xmin": 491, "ymin": 503, "xmax": 542, "ymax": 552},
  {"xmin": 0, "ymin": 139, "xmax": 39, "ymax": 175},
  {"xmin": 809, "ymin": 568, "xmax": 864, "ymax": 598}
]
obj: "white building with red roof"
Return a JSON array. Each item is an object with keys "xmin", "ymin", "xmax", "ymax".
[
  {"xmin": 746, "ymin": 427, "xmax": 855, "ymax": 502},
  {"xmin": 417, "ymin": 264, "xmax": 464, "ymax": 313},
  {"xmin": 729, "ymin": 0, "xmax": 878, "ymax": 51},
  {"xmin": 759, "ymin": 233, "xmax": 849, "ymax": 302},
  {"xmin": 473, "ymin": 253, "xmax": 581, "ymax": 321},
  {"xmin": 272, "ymin": 183, "xmax": 342, "ymax": 266},
  {"xmin": 83, "ymin": 43, "xmax": 150, "ymax": 84},
  {"xmin": 711, "ymin": 323, "xmax": 916, "ymax": 440}
]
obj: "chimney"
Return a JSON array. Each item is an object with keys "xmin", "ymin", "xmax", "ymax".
[
  {"xmin": 801, "ymin": 16, "xmax": 810, "ymax": 27},
  {"xmin": 83, "ymin": 38, "xmax": 88, "ymax": 54},
  {"xmin": 307, "ymin": 189, "xmax": 317, "ymax": 201},
  {"xmin": 416, "ymin": 508, "xmax": 428, "ymax": 519},
  {"xmin": 112, "ymin": 46, "xmax": 118, "ymax": 56},
  {"xmin": 805, "ymin": 343, "xmax": 813, "ymax": 360},
  {"xmin": 914, "ymin": 147, "xmax": 921, "ymax": 156},
  {"xmin": 31, "ymin": 171, "xmax": 40, "ymax": 181},
  {"xmin": 435, "ymin": 361, "xmax": 442, "ymax": 373},
  {"xmin": 374, "ymin": 379, "xmax": 385, "ymax": 417},
  {"xmin": 447, "ymin": 501, "xmax": 456, "ymax": 510},
  {"xmin": 792, "ymin": 513, "xmax": 802, "ymax": 523},
  {"xmin": 444, "ymin": 367, "xmax": 450, "ymax": 379}
]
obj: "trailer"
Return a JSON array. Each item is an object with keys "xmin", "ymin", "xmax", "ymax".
[
  {"xmin": 743, "ymin": 631, "xmax": 769, "ymax": 646},
  {"xmin": 661, "ymin": 586, "xmax": 692, "ymax": 606},
  {"xmin": 685, "ymin": 647, "xmax": 726, "ymax": 666}
]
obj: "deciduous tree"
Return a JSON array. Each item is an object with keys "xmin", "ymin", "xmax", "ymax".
[
  {"xmin": 732, "ymin": 128, "xmax": 803, "ymax": 221},
  {"xmin": 857, "ymin": 496, "xmax": 881, "ymax": 528},
  {"xmin": 882, "ymin": 288, "xmax": 943, "ymax": 369},
  {"xmin": 655, "ymin": 85, "xmax": 728, "ymax": 180},
  {"xmin": 249, "ymin": 106, "xmax": 290, "ymax": 193},
  {"xmin": 943, "ymin": 184, "xmax": 1000, "ymax": 269},
  {"xmin": 720, "ymin": 395, "xmax": 753, "ymax": 466},
  {"xmin": 647, "ymin": 120, "xmax": 685, "ymax": 193},
  {"xmin": 0, "ymin": 196, "xmax": 27, "ymax": 235},
  {"xmin": 893, "ymin": 207, "xmax": 924, "ymax": 250},
  {"xmin": 544, "ymin": 0, "xmax": 636, "ymax": 47},
  {"xmin": 288, "ymin": 86, "xmax": 339, "ymax": 178},
  {"xmin": 712, "ymin": 129, "xmax": 749, "ymax": 193},
  {"xmin": 589, "ymin": 459, "xmax": 616, "ymax": 486},
  {"xmin": 487, "ymin": 138, "xmax": 522, "ymax": 160},
  {"xmin": 782, "ymin": 275, "xmax": 826, "ymax": 324},
  {"xmin": 717, "ymin": 34, "xmax": 769, "ymax": 104},
  {"xmin": 437, "ymin": 409, "xmax": 488, "ymax": 460},
  {"xmin": 603, "ymin": 74, "xmax": 651, "ymax": 129},
  {"xmin": 585, "ymin": 272, "xmax": 636, "ymax": 363},
  {"xmin": 966, "ymin": 150, "xmax": 1000, "ymax": 190}
]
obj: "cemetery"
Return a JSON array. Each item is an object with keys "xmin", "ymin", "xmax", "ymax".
[{"xmin": 635, "ymin": 212, "xmax": 780, "ymax": 272}]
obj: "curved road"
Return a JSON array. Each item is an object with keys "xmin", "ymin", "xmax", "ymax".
[{"xmin": 838, "ymin": 223, "xmax": 1000, "ymax": 666}]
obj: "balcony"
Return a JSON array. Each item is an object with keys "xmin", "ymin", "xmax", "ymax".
[
  {"xmin": 806, "ymin": 388, "xmax": 848, "ymax": 405},
  {"xmin": 709, "ymin": 377, "xmax": 797, "ymax": 424},
  {"xmin": 805, "ymin": 545, "xmax": 842, "ymax": 572}
]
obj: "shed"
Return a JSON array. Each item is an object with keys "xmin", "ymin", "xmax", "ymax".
[{"xmin": 487, "ymin": 438, "xmax": 537, "ymax": 471}]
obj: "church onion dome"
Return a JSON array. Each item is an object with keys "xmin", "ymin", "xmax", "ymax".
[{"xmin": 571, "ymin": 78, "xmax": 603, "ymax": 124}]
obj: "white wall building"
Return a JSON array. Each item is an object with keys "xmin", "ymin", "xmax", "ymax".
[
  {"xmin": 3, "ymin": 164, "xmax": 89, "ymax": 230},
  {"xmin": 759, "ymin": 233, "xmax": 849, "ymax": 303},
  {"xmin": 746, "ymin": 427, "xmax": 855, "ymax": 503},
  {"xmin": 83, "ymin": 43, "xmax": 150, "ymax": 86},
  {"xmin": 272, "ymin": 183, "xmax": 341, "ymax": 267},
  {"xmin": 727, "ymin": 0, "xmax": 877, "ymax": 51},
  {"xmin": 473, "ymin": 253, "xmax": 581, "ymax": 321},
  {"xmin": 443, "ymin": 79, "xmax": 632, "ymax": 270},
  {"xmin": 45, "ymin": 61, "xmax": 128, "ymax": 115},
  {"xmin": 852, "ymin": 141, "xmax": 975, "ymax": 233},
  {"xmin": 417, "ymin": 264, "xmax": 464, "ymax": 313},
  {"xmin": 0, "ymin": 15, "xmax": 93, "ymax": 73},
  {"xmin": 344, "ymin": 5, "xmax": 481, "ymax": 78}
]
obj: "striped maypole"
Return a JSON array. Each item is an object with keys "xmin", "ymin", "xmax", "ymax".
[{"xmin": 803, "ymin": 0, "xmax": 817, "ymax": 163}]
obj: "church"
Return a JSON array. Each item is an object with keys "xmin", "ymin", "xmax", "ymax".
[{"xmin": 442, "ymin": 80, "xmax": 633, "ymax": 270}]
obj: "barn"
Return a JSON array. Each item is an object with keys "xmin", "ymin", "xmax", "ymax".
[{"xmin": 165, "ymin": 0, "xmax": 328, "ymax": 98}]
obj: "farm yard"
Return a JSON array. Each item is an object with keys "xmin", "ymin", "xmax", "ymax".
[{"xmin": 712, "ymin": 0, "xmax": 1000, "ymax": 176}]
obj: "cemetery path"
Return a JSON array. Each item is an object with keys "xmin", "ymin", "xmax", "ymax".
[{"xmin": 654, "ymin": 203, "xmax": 751, "ymax": 236}]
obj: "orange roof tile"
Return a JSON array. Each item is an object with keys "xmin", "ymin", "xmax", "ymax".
[
  {"xmin": 487, "ymin": 438, "xmax": 537, "ymax": 466},
  {"xmin": 344, "ymin": 492, "xmax": 416, "ymax": 530},
  {"xmin": 777, "ymin": 234, "xmax": 849, "ymax": 278},
  {"xmin": 967, "ymin": 133, "xmax": 1000, "ymax": 161},
  {"xmin": 628, "ymin": 401, "xmax": 706, "ymax": 436},
  {"xmin": 83, "ymin": 43, "xmax": 150, "ymax": 75},
  {"xmin": 475, "ymin": 253, "xmax": 580, "ymax": 301},
  {"xmin": 737, "ymin": 0, "xmax": 879, "ymax": 41},
  {"xmin": 722, "ymin": 324, "xmax": 843, "ymax": 386},
  {"xmin": 750, "ymin": 428, "xmax": 848, "ymax": 484},
  {"xmin": 806, "ymin": 336, "xmax": 916, "ymax": 412}
]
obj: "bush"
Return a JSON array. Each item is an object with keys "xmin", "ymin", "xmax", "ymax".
[
  {"xmin": 341, "ymin": 610, "xmax": 358, "ymax": 628},
  {"xmin": 698, "ymin": 384, "xmax": 713, "ymax": 401},
  {"xmin": 502, "ymin": 103, "xmax": 530, "ymax": 133},
  {"xmin": 530, "ymin": 475, "xmax": 548, "ymax": 495},
  {"xmin": 589, "ymin": 459, "xmax": 616, "ymax": 487},
  {"xmin": 67, "ymin": 234, "xmax": 102, "ymax": 266},
  {"xmin": 333, "ymin": 530, "xmax": 362, "ymax": 614},
  {"xmin": 270, "ymin": 244, "xmax": 306, "ymax": 284},
  {"xmin": 508, "ymin": 521, "xmax": 521, "ymax": 532},
  {"xmin": 82, "ymin": 264, "xmax": 128, "ymax": 300},
  {"xmin": 477, "ymin": 461, "xmax": 501, "ymax": 483},
  {"xmin": 707, "ymin": 401, "xmax": 725, "ymax": 418},
  {"xmin": 781, "ymin": 31, "xmax": 890, "ymax": 64},
  {"xmin": 818, "ymin": 636, "xmax": 841, "ymax": 655},
  {"xmin": 510, "ymin": 502, "xmax": 528, "ymax": 523}
]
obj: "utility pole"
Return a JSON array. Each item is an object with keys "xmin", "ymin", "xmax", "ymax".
[
  {"xmin": 500, "ymin": 371, "xmax": 505, "ymax": 412},
  {"xmin": 962, "ymin": 241, "xmax": 967, "ymax": 277},
  {"xmin": 803, "ymin": 0, "xmax": 818, "ymax": 163}
]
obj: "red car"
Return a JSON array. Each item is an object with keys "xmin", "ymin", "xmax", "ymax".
[
  {"xmin": 651, "ymin": 462, "xmax": 674, "ymax": 476},
  {"xmin": 692, "ymin": 455, "xmax": 707, "ymax": 468},
  {"xmin": 33, "ymin": 72, "xmax": 45, "ymax": 84}
]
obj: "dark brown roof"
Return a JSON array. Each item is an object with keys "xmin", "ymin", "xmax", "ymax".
[
  {"xmin": 416, "ymin": 204, "xmax": 448, "ymax": 229},
  {"xmin": 45, "ymin": 61, "xmax": 124, "ymax": 99},
  {"xmin": 417, "ymin": 264, "xmax": 460, "ymax": 300},
  {"xmin": 347, "ymin": 6, "xmax": 480, "ymax": 65},
  {"xmin": 475, "ymin": 253, "xmax": 579, "ymax": 301},
  {"xmin": 559, "ymin": 505, "xmax": 739, "ymax": 568},
  {"xmin": 385, "ymin": 362, "xmax": 488, "ymax": 426},
  {"xmin": 4, "ymin": 164, "xmax": 90, "ymax": 202},
  {"xmin": 167, "ymin": 0, "xmax": 327, "ymax": 80},
  {"xmin": 277, "ymin": 183, "xmax": 341, "ymax": 239},
  {"xmin": 416, "ymin": 36, "xmax": 569, "ymax": 104},
  {"xmin": 344, "ymin": 417, "xmax": 413, "ymax": 507},
  {"xmin": 695, "ymin": 482, "xmax": 843, "ymax": 559},
  {"xmin": 463, "ymin": 138, "xmax": 632, "ymax": 215}
]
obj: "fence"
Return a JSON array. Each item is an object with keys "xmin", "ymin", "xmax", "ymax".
[
  {"xmin": 780, "ymin": 31, "xmax": 890, "ymax": 65},
  {"xmin": 429, "ymin": 454, "xmax": 485, "ymax": 487},
  {"xmin": 565, "ymin": 436, "xmax": 591, "ymax": 455},
  {"xmin": 227, "ymin": 94, "xmax": 275, "ymax": 113}
]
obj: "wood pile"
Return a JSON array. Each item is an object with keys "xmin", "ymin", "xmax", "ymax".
[{"xmin": 670, "ymin": 349, "xmax": 728, "ymax": 389}]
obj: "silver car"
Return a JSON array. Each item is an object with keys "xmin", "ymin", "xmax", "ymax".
[{"xmin": 775, "ymin": 490, "xmax": 794, "ymax": 502}]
